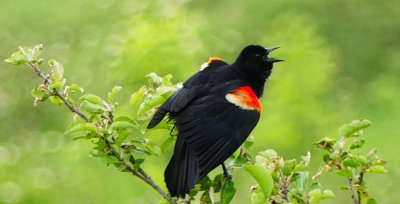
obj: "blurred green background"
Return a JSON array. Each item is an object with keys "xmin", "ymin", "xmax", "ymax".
[{"xmin": 0, "ymin": 0, "xmax": 399, "ymax": 203}]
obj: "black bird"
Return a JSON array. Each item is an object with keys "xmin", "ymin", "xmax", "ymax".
[{"xmin": 147, "ymin": 45, "xmax": 282, "ymax": 197}]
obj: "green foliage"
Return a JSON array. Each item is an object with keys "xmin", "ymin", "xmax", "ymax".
[
  {"xmin": 4, "ymin": 45, "xmax": 389, "ymax": 204},
  {"xmin": 244, "ymin": 165, "xmax": 273, "ymax": 203},
  {"xmin": 221, "ymin": 179, "xmax": 236, "ymax": 204},
  {"xmin": 245, "ymin": 149, "xmax": 334, "ymax": 204},
  {"xmin": 3, "ymin": 50, "xmax": 28, "ymax": 65},
  {"xmin": 314, "ymin": 119, "xmax": 387, "ymax": 203}
]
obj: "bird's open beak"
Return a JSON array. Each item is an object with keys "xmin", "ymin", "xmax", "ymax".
[{"xmin": 265, "ymin": 46, "xmax": 283, "ymax": 63}]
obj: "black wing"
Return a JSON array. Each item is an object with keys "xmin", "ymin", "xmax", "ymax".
[
  {"xmin": 147, "ymin": 59, "xmax": 229, "ymax": 128},
  {"xmin": 165, "ymin": 81, "xmax": 260, "ymax": 197}
]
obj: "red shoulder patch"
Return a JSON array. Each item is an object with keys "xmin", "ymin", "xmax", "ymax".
[
  {"xmin": 225, "ymin": 86, "xmax": 261, "ymax": 112},
  {"xmin": 208, "ymin": 57, "xmax": 225, "ymax": 63},
  {"xmin": 199, "ymin": 57, "xmax": 225, "ymax": 71}
]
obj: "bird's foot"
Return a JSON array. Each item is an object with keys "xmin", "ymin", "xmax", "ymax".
[{"xmin": 222, "ymin": 163, "xmax": 232, "ymax": 180}]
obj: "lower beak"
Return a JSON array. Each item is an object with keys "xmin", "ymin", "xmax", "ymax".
[{"xmin": 267, "ymin": 58, "xmax": 284, "ymax": 63}]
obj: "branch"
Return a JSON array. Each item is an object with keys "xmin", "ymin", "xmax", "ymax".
[
  {"xmin": 347, "ymin": 178, "xmax": 358, "ymax": 204},
  {"xmin": 357, "ymin": 171, "xmax": 365, "ymax": 203},
  {"xmin": 27, "ymin": 62, "xmax": 89, "ymax": 121},
  {"xmin": 25, "ymin": 61, "xmax": 176, "ymax": 204},
  {"xmin": 278, "ymin": 168, "xmax": 290, "ymax": 202}
]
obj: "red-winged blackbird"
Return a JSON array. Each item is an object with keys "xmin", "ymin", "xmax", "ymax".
[{"xmin": 147, "ymin": 45, "xmax": 282, "ymax": 197}]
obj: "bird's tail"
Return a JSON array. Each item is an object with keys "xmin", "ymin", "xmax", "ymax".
[{"xmin": 165, "ymin": 138, "xmax": 199, "ymax": 197}]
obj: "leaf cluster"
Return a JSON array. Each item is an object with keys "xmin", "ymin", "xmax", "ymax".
[{"xmin": 314, "ymin": 119, "xmax": 387, "ymax": 204}]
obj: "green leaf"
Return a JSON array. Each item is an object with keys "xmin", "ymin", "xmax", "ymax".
[
  {"xmin": 243, "ymin": 135, "xmax": 254, "ymax": 149},
  {"xmin": 314, "ymin": 137, "xmax": 336, "ymax": 151},
  {"xmin": 31, "ymin": 88, "xmax": 49, "ymax": 102},
  {"xmin": 189, "ymin": 184, "xmax": 200, "ymax": 197},
  {"xmin": 100, "ymin": 155, "xmax": 119, "ymax": 166},
  {"xmin": 198, "ymin": 176, "xmax": 212, "ymax": 191},
  {"xmin": 131, "ymin": 137, "xmax": 147, "ymax": 144},
  {"xmin": 221, "ymin": 179, "xmax": 236, "ymax": 204},
  {"xmin": 335, "ymin": 169, "xmax": 353, "ymax": 178},
  {"xmin": 48, "ymin": 59, "xmax": 64, "ymax": 81},
  {"xmin": 374, "ymin": 159, "xmax": 386, "ymax": 165},
  {"xmin": 80, "ymin": 94, "xmax": 103, "ymax": 105},
  {"xmin": 49, "ymin": 79, "xmax": 65, "ymax": 90},
  {"xmin": 130, "ymin": 86, "xmax": 146, "ymax": 107},
  {"xmin": 64, "ymin": 121, "xmax": 97, "ymax": 135},
  {"xmin": 146, "ymin": 72, "xmax": 163, "ymax": 87},
  {"xmin": 4, "ymin": 50, "xmax": 28, "ymax": 65},
  {"xmin": 111, "ymin": 121, "xmax": 134, "ymax": 129},
  {"xmin": 332, "ymin": 137, "xmax": 346, "ymax": 152},
  {"xmin": 367, "ymin": 165, "xmax": 388, "ymax": 174},
  {"xmin": 146, "ymin": 143, "xmax": 161, "ymax": 156},
  {"xmin": 244, "ymin": 165, "xmax": 273, "ymax": 201},
  {"xmin": 322, "ymin": 154, "xmax": 330, "ymax": 163},
  {"xmin": 200, "ymin": 190, "xmax": 211, "ymax": 204},
  {"xmin": 212, "ymin": 174, "xmax": 224, "ymax": 192},
  {"xmin": 353, "ymin": 155, "xmax": 368, "ymax": 165},
  {"xmin": 162, "ymin": 74, "xmax": 173, "ymax": 86},
  {"xmin": 294, "ymin": 171, "xmax": 309, "ymax": 192},
  {"xmin": 49, "ymin": 96, "xmax": 64, "ymax": 105},
  {"xmin": 107, "ymin": 85, "xmax": 122, "ymax": 104},
  {"xmin": 115, "ymin": 129, "xmax": 130, "ymax": 145},
  {"xmin": 283, "ymin": 159, "xmax": 296, "ymax": 176},
  {"xmin": 28, "ymin": 44, "xmax": 43, "ymax": 62},
  {"xmin": 82, "ymin": 101, "xmax": 104, "ymax": 114},
  {"xmin": 258, "ymin": 149, "xmax": 278, "ymax": 159},
  {"xmin": 350, "ymin": 138, "xmax": 366, "ymax": 149},
  {"xmin": 310, "ymin": 182, "xmax": 321, "ymax": 190},
  {"xmin": 132, "ymin": 158, "xmax": 145, "ymax": 169},
  {"xmin": 309, "ymin": 189, "xmax": 335, "ymax": 203},
  {"xmin": 343, "ymin": 158, "xmax": 361, "ymax": 168},
  {"xmin": 339, "ymin": 119, "xmax": 372, "ymax": 138},
  {"xmin": 155, "ymin": 86, "xmax": 176, "ymax": 97},
  {"xmin": 367, "ymin": 198, "xmax": 378, "ymax": 204},
  {"xmin": 160, "ymin": 136, "xmax": 175, "ymax": 154},
  {"xmin": 115, "ymin": 116, "xmax": 135, "ymax": 123},
  {"xmin": 367, "ymin": 148, "xmax": 378, "ymax": 159},
  {"xmin": 137, "ymin": 95, "xmax": 166, "ymax": 117},
  {"xmin": 250, "ymin": 186, "xmax": 265, "ymax": 204},
  {"xmin": 69, "ymin": 84, "xmax": 84, "ymax": 93}
]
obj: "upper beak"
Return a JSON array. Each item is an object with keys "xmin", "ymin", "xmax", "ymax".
[{"xmin": 265, "ymin": 46, "xmax": 281, "ymax": 53}]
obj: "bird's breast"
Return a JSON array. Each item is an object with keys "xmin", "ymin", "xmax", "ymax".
[{"xmin": 225, "ymin": 86, "xmax": 261, "ymax": 112}]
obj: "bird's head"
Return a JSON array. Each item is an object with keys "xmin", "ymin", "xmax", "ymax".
[{"xmin": 234, "ymin": 44, "xmax": 282, "ymax": 79}]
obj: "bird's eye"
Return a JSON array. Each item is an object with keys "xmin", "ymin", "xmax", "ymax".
[{"xmin": 254, "ymin": 54, "xmax": 263, "ymax": 61}]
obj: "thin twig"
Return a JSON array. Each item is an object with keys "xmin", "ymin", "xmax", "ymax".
[
  {"xmin": 107, "ymin": 142, "xmax": 174, "ymax": 202},
  {"xmin": 137, "ymin": 168, "xmax": 173, "ymax": 202},
  {"xmin": 357, "ymin": 172, "xmax": 365, "ymax": 203},
  {"xmin": 28, "ymin": 62, "xmax": 89, "ymax": 121},
  {"xmin": 278, "ymin": 168, "xmax": 290, "ymax": 202},
  {"xmin": 348, "ymin": 178, "xmax": 358, "ymax": 204},
  {"xmin": 25, "ymin": 61, "xmax": 176, "ymax": 204}
]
